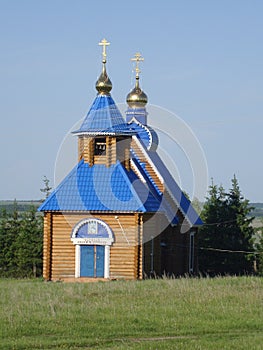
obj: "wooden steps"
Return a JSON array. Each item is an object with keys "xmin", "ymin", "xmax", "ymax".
[{"xmin": 131, "ymin": 137, "xmax": 164, "ymax": 193}]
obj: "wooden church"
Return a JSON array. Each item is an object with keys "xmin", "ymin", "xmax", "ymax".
[{"xmin": 39, "ymin": 39, "xmax": 202, "ymax": 281}]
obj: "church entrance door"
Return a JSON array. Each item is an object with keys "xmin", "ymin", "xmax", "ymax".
[{"xmin": 80, "ymin": 245, "xmax": 105, "ymax": 277}]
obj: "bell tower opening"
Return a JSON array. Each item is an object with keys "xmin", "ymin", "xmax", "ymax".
[{"xmin": 95, "ymin": 137, "xmax": 106, "ymax": 155}]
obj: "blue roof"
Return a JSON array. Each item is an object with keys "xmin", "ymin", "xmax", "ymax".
[
  {"xmin": 128, "ymin": 121, "xmax": 159, "ymax": 151},
  {"xmin": 145, "ymin": 150, "xmax": 203, "ymax": 226},
  {"xmin": 73, "ymin": 94, "xmax": 134, "ymax": 135},
  {"xmin": 39, "ymin": 160, "xmax": 162, "ymax": 212},
  {"xmin": 131, "ymin": 153, "xmax": 179, "ymax": 225}
]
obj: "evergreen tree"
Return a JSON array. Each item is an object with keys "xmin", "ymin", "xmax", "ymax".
[
  {"xmin": 225, "ymin": 175, "xmax": 255, "ymax": 274},
  {"xmin": 0, "ymin": 201, "xmax": 21, "ymax": 276},
  {"xmin": 0, "ymin": 208, "xmax": 10, "ymax": 276},
  {"xmin": 199, "ymin": 176, "xmax": 255, "ymax": 276},
  {"xmin": 14, "ymin": 207, "xmax": 43, "ymax": 277},
  {"xmin": 0, "ymin": 202, "xmax": 43, "ymax": 278},
  {"xmin": 255, "ymin": 225, "xmax": 263, "ymax": 276},
  {"xmin": 6, "ymin": 200, "xmax": 21, "ymax": 276},
  {"xmin": 199, "ymin": 181, "xmax": 229, "ymax": 275}
]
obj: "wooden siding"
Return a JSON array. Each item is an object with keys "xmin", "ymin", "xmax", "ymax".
[
  {"xmin": 141, "ymin": 213, "xmax": 198, "ymax": 277},
  {"xmin": 83, "ymin": 137, "xmax": 94, "ymax": 165},
  {"xmin": 106, "ymin": 137, "xmax": 117, "ymax": 166},
  {"xmin": 116, "ymin": 137, "xmax": 131, "ymax": 170},
  {"xmin": 142, "ymin": 214, "xmax": 162, "ymax": 277},
  {"xmin": 78, "ymin": 136, "xmax": 84, "ymax": 161},
  {"xmin": 43, "ymin": 212, "xmax": 142, "ymax": 281},
  {"xmin": 43, "ymin": 213, "xmax": 52, "ymax": 280}
]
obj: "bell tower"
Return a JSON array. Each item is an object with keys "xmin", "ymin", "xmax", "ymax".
[{"xmin": 73, "ymin": 39, "xmax": 134, "ymax": 170}]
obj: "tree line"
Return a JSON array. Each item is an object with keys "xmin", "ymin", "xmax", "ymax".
[{"xmin": 0, "ymin": 201, "xmax": 43, "ymax": 278}]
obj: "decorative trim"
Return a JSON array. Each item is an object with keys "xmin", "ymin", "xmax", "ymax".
[
  {"xmin": 132, "ymin": 136, "xmax": 164, "ymax": 184},
  {"xmin": 104, "ymin": 245, "xmax": 110, "ymax": 278},
  {"xmin": 130, "ymin": 159, "xmax": 146, "ymax": 184},
  {"xmin": 71, "ymin": 218, "xmax": 114, "ymax": 245},
  {"xmin": 73, "ymin": 131, "xmax": 135, "ymax": 137},
  {"xmin": 75, "ymin": 245, "xmax": 80, "ymax": 278},
  {"xmin": 128, "ymin": 117, "xmax": 152, "ymax": 150},
  {"xmin": 73, "ymin": 218, "xmax": 114, "ymax": 279}
]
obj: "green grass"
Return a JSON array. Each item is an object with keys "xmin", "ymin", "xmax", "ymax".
[{"xmin": 0, "ymin": 277, "xmax": 262, "ymax": 349}]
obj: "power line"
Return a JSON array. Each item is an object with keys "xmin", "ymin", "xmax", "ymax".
[
  {"xmin": 200, "ymin": 218, "xmax": 256, "ymax": 226},
  {"xmin": 199, "ymin": 247, "xmax": 262, "ymax": 255}
]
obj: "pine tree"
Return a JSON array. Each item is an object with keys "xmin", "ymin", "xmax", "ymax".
[
  {"xmin": 255, "ymin": 225, "xmax": 263, "ymax": 275},
  {"xmin": 198, "ymin": 181, "xmax": 229, "ymax": 275},
  {"xmin": 0, "ymin": 208, "xmax": 10, "ymax": 276},
  {"xmin": 0, "ymin": 200, "xmax": 21, "ymax": 276},
  {"xmin": 225, "ymin": 175, "xmax": 255, "ymax": 274},
  {"xmin": 199, "ymin": 176, "xmax": 255, "ymax": 276},
  {"xmin": 14, "ymin": 206, "xmax": 43, "ymax": 277}
]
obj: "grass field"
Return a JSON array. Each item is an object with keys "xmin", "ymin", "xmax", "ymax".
[{"xmin": 0, "ymin": 277, "xmax": 262, "ymax": 349}]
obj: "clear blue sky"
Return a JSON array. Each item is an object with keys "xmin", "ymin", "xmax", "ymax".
[{"xmin": 0, "ymin": 0, "xmax": 262, "ymax": 201}]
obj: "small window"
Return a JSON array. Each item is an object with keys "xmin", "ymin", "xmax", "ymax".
[
  {"xmin": 189, "ymin": 231, "xmax": 195, "ymax": 273},
  {"xmin": 95, "ymin": 138, "xmax": 106, "ymax": 155}
]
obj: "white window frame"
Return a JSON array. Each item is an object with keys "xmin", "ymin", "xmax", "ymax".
[{"xmin": 72, "ymin": 219, "xmax": 114, "ymax": 278}]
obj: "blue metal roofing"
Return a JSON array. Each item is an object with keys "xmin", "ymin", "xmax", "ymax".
[
  {"xmin": 145, "ymin": 150, "xmax": 203, "ymax": 226},
  {"xmin": 73, "ymin": 94, "xmax": 134, "ymax": 135},
  {"xmin": 38, "ymin": 160, "xmax": 162, "ymax": 212},
  {"xmin": 131, "ymin": 153, "xmax": 179, "ymax": 225},
  {"xmin": 128, "ymin": 121, "xmax": 159, "ymax": 151}
]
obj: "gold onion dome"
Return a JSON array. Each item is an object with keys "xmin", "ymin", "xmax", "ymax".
[
  {"xmin": 126, "ymin": 52, "xmax": 147, "ymax": 108},
  {"xmin": 96, "ymin": 64, "xmax": 112, "ymax": 94},
  {"xmin": 126, "ymin": 77, "xmax": 148, "ymax": 108},
  {"xmin": 96, "ymin": 38, "xmax": 112, "ymax": 95}
]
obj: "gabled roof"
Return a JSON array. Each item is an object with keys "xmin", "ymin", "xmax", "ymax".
[
  {"xmin": 144, "ymin": 149, "xmax": 203, "ymax": 226},
  {"xmin": 38, "ymin": 160, "xmax": 162, "ymax": 212},
  {"xmin": 131, "ymin": 154, "xmax": 178, "ymax": 225},
  {"xmin": 73, "ymin": 94, "xmax": 134, "ymax": 136}
]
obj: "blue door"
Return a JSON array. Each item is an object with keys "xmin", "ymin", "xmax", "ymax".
[
  {"xmin": 96, "ymin": 246, "xmax": 105, "ymax": 277},
  {"xmin": 80, "ymin": 245, "xmax": 105, "ymax": 277},
  {"xmin": 80, "ymin": 246, "xmax": 94, "ymax": 277}
]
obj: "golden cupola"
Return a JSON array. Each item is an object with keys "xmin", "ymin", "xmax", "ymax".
[
  {"xmin": 126, "ymin": 52, "xmax": 148, "ymax": 108},
  {"xmin": 95, "ymin": 38, "xmax": 112, "ymax": 95}
]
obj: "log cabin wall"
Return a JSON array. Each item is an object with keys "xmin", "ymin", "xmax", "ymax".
[
  {"xmin": 78, "ymin": 136, "xmax": 84, "ymax": 162},
  {"xmin": 43, "ymin": 212, "xmax": 142, "ymax": 281},
  {"xmin": 83, "ymin": 137, "xmax": 94, "ymax": 165},
  {"xmin": 142, "ymin": 213, "xmax": 162, "ymax": 277},
  {"xmin": 43, "ymin": 212, "xmax": 52, "ymax": 280},
  {"xmin": 142, "ymin": 213, "xmax": 198, "ymax": 277}
]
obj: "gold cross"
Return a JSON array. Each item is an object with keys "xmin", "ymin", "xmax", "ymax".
[
  {"xmin": 99, "ymin": 38, "xmax": 110, "ymax": 62},
  {"xmin": 131, "ymin": 52, "xmax": 144, "ymax": 77}
]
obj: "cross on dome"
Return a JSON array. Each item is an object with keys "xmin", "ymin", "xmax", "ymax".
[
  {"xmin": 96, "ymin": 38, "xmax": 112, "ymax": 94},
  {"xmin": 131, "ymin": 52, "xmax": 144, "ymax": 78},
  {"xmin": 126, "ymin": 52, "xmax": 148, "ymax": 110},
  {"xmin": 99, "ymin": 38, "xmax": 110, "ymax": 63}
]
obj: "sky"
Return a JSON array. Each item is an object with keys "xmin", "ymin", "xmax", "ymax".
[{"xmin": 0, "ymin": 0, "xmax": 262, "ymax": 202}]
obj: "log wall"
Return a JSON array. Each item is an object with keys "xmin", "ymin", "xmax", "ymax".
[{"xmin": 43, "ymin": 212, "xmax": 142, "ymax": 281}]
